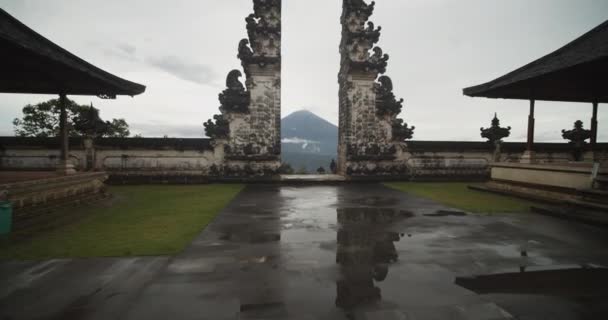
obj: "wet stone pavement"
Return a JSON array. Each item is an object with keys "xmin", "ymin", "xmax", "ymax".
[{"xmin": 2, "ymin": 184, "xmax": 608, "ymax": 320}]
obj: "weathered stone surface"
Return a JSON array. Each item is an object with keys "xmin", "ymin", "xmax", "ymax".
[
  {"xmin": 205, "ymin": 0, "xmax": 282, "ymax": 177},
  {"xmin": 1, "ymin": 172, "xmax": 107, "ymax": 211},
  {"xmin": 338, "ymin": 0, "xmax": 414, "ymax": 177}
]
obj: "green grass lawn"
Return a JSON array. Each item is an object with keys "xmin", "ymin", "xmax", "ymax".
[
  {"xmin": 385, "ymin": 182, "xmax": 537, "ymax": 214},
  {"xmin": 0, "ymin": 184, "xmax": 243, "ymax": 260}
]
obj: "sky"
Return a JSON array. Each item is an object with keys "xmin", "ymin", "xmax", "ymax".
[{"xmin": 0, "ymin": 0, "xmax": 607, "ymax": 142}]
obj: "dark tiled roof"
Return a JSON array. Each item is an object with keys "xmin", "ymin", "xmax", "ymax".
[
  {"xmin": 463, "ymin": 20, "xmax": 608, "ymax": 103},
  {"xmin": 0, "ymin": 9, "xmax": 145, "ymax": 97}
]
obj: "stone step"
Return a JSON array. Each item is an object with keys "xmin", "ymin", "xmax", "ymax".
[
  {"xmin": 596, "ymin": 176, "xmax": 608, "ymax": 183},
  {"xmin": 468, "ymin": 183, "xmax": 566, "ymax": 205},
  {"xmin": 594, "ymin": 176, "xmax": 608, "ymax": 190},
  {"xmin": 578, "ymin": 188, "xmax": 608, "ymax": 204},
  {"xmin": 532, "ymin": 206, "xmax": 608, "ymax": 227},
  {"xmin": 11, "ymin": 194, "xmax": 109, "ymax": 237},
  {"xmin": 566, "ymin": 199, "xmax": 608, "ymax": 213}
]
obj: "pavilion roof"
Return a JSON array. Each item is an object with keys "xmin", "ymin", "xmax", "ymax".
[
  {"xmin": 463, "ymin": 19, "xmax": 608, "ymax": 103},
  {"xmin": 0, "ymin": 9, "xmax": 145, "ymax": 97}
]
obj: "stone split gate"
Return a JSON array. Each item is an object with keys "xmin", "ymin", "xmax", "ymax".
[{"xmin": 204, "ymin": 0, "xmax": 414, "ymax": 179}]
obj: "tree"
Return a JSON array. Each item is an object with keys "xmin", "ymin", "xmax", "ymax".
[
  {"xmin": 13, "ymin": 98, "xmax": 130, "ymax": 138},
  {"xmin": 105, "ymin": 119, "xmax": 130, "ymax": 138}
]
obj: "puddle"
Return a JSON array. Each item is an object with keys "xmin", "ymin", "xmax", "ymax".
[
  {"xmin": 335, "ymin": 207, "xmax": 408, "ymax": 309},
  {"xmin": 352, "ymin": 196, "xmax": 399, "ymax": 207}
]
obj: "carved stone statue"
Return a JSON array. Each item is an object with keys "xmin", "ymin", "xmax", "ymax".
[
  {"xmin": 562, "ymin": 120, "xmax": 592, "ymax": 161},
  {"xmin": 204, "ymin": 114, "xmax": 230, "ymax": 139},
  {"xmin": 218, "ymin": 70, "xmax": 250, "ymax": 113},
  {"xmin": 481, "ymin": 113, "xmax": 511, "ymax": 162},
  {"xmin": 375, "ymin": 76, "xmax": 404, "ymax": 116},
  {"xmin": 392, "ymin": 119, "xmax": 415, "ymax": 142},
  {"xmin": 237, "ymin": 39, "xmax": 253, "ymax": 61},
  {"xmin": 480, "ymin": 113, "xmax": 511, "ymax": 144},
  {"xmin": 367, "ymin": 47, "xmax": 389, "ymax": 74}
]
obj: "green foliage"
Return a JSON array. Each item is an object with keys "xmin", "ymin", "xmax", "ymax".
[
  {"xmin": 13, "ymin": 98, "xmax": 130, "ymax": 138},
  {"xmin": 105, "ymin": 118, "xmax": 130, "ymax": 138},
  {"xmin": 0, "ymin": 184, "xmax": 243, "ymax": 260},
  {"xmin": 296, "ymin": 165, "xmax": 309, "ymax": 174},
  {"xmin": 385, "ymin": 182, "xmax": 537, "ymax": 213}
]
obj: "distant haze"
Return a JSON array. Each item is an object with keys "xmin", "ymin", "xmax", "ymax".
[{"xmin": 0, "ymin": 0, "xmax": 606, "ymax": 141}]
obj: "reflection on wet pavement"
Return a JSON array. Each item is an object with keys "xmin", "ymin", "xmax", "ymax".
[
  {"xmin": 335, "ymin": 208, "xmax": 409, "ymax": 309},
  {"xmin": 2, "ymin": 184, "xmax": 608, "ymax": 320}
]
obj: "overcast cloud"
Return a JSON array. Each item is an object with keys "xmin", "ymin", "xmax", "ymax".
[{"xmin": 0, "ymin": 0, "xmax": 606, "ymax": 142}]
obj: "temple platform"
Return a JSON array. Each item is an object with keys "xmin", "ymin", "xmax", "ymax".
[
  {"xmin": 0, "ymin": 171, "xmax": 108, "ymax": 212},
  {"xmin": 491, "ymin": 162, "xmax": 606, "ymax": 191},
  {"xmin": 472, "ymin": 161, "xmax": 608, "ymax": 225}
]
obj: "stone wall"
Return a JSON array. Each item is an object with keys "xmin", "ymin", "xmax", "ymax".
[
  {"xmin": 3, "ymin": 137, "xmax": 607, "ymax": 182},
  {"xmin": 2, "ymin": 172, "xmax": 108, "ymax": 211}
]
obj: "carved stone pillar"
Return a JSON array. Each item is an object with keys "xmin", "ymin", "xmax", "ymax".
[
  {"xmin": 205, "ymin": 0, "xmax": 281, "ymax": 178},
  {"xmin": 338, "ymin": 0, "xmax": 414, "ymax": 178}
]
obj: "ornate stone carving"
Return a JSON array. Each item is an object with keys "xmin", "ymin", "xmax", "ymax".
[
  {"xmin": 562, "ymin": 120, "xmax": 592, "ymax": 144},
  {"xmin": 204, "ymin": 115, "xmax": 229, "ymax": 139},
  {"xmin": 204, "ymin": 0, "xmax": 281, "ymax": 177},
  {"xmin": 367, "ymin": 47, "xmax": 389, "ymax": 74},
  {"xmin": 375, "ymin": 76, "xmax": 403, "ymax": 116},
  {"xmin": 346, "ymin": 163, "xmax": 408, "ymax": 177},
  {"xmin": 392, "ymin": 119, "xmax": 414, "ymax": 142},
  {"xmin": 219, "ymin": 70, "xmax": 250, "ymax": 113},
  {"xmin": 237, "ymin": 39, "xmax": 253, "ymax": 61},
  {"xmin": 339, "ymin": 0, "xmax": 414, "ymax": 177},
  {"xmin": 243, "ymin": 0, "xmax": 281, "ymax": 67},
  {"xmin": 562, "ymin": 120, "xmax": 592, "ymax": 161},
  {"xmin": 343, "ymin": 0, "xmax": 376, "ymax": 33},
  {"xmin": 347, "ymin": 143, "xmax": 397, "ymax": 161},
  {"xmin": 480, "ymin": 113, "xmax": 511, "ymax": 144}
]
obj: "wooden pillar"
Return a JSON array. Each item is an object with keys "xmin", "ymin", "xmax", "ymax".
[
  {"xmin": 527, "ymin": 99, "xmax": 535, "ymax": 151},
  {"xmin": 59, "ymin": 93, "xmax": 69, "ymax": 162},
  {"xmin": 591, "ymin": 101, "xmax": 598, "ymax": 147}
]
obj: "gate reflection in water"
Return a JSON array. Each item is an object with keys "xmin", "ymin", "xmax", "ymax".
[{"xmin": 335, "ymin": 207, "xmax": 413, "ymax": 309}]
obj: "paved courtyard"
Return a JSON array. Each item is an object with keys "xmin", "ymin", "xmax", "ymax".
[{"xmin": 2, "ymin": 184, "xmax": 608, "ymax": 320}]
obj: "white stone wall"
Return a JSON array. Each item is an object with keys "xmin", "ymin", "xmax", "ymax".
[
  {"xmin": 2, "ymin": 140, "xmax": 606, "ymax": 181},
  {"xmin": 1, "ymin": 149, "xmax": 85, "ymax": 170},
  {"xmin": 0, "ymin": 144, "xmax": 223, "ymax": 174}
]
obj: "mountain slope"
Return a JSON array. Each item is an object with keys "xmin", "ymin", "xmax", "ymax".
[{"xmin": 281, "ymin": 110, "xmax": 338, "ymax": 173}]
